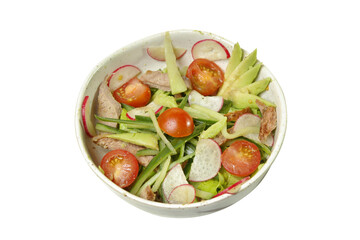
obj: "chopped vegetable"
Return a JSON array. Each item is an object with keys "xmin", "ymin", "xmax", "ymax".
[{"xmin": 164, "ymin": 32, "xmax": 187, "ymax": 94}]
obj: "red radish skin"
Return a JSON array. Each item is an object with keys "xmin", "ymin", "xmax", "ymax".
[
  {"xmin": 188, "ymin": 139, "xmax": 222, "ymax": 182},
  {"xmin": 107, "ymin": 65, "xmax": 141, "ymax": 92},
  {"xmin": 162, "ymin": 164, "xmax": 189, "ymax": 201},
  {"xmin": 213, "ymin": 176, "xmax": 250, "ymax": 198},
  {"xmin": 147, "ymin": 47, "xmax": 187, "ymax": 61},
  {"xmin": 167, "ymin": 184, "xmax": 196, "ymax": 204},
  {"xmin": 81, "ymin": 96, "xmax": 96, "ymax": 137},
  {"xmin": 191, "ymin": 39, "xmax": 230, "ymax": 61}
]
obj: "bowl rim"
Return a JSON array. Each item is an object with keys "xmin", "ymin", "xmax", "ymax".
[{"xmin": 74, "ymin": 29, "xmax": 287, "ymax": 210}]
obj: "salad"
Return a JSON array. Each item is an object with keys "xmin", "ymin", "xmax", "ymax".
[{"xmin": 81, "ymin": 31, "xmax": 277, "ymax": 204}]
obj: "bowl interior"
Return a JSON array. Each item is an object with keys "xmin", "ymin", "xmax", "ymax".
[{"xmin": 75, "ymin": 29, "xmax": 287, "ymax": 216}]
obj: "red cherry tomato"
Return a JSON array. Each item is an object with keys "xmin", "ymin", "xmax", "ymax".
[
  {"xmin": 113, "ymin": 77, "xmax": 151, "ymax": 107},
  {"xmin": 100, "ymin": 149, "xmax": 139, "ymax": 188},
  {"xmin": 221, "ymin": 140, "xmax": 261, "ymax": 177},
  {"xmin": 157, "ymin": 108, "xmax": 194, "ymax": 138},
  {"xmin": 186, "ymin": 58, "xmax": 224, "ymax": 96}
]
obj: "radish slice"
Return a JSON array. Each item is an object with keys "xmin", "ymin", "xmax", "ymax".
[
  {"xmin": 188, "ymin": 90, "xmax": 224, "ymax": 112},
  {"xmin": 188, "ymin": 139, "xmax": 222, "ymax": 182},
  {"xmin": 126, "ymin": 102, "xmax": 163, "ymax": 120},
  {"xmin": 162, "ymin": 164, "xmax": 188, "ymax": 201},
  {"xmin": 192, "ymin": 39, "xmax": 230, "ymax": 61},
  {"xmin": 233, "ymin": 113, "xmax": 273, "ymax": 147},
  {"xmin": 147, "ymin": 46, "xmax": 187, "ymax": 61},
  {"xmin": 81, "ymin": 96, "xmax": 96, "ymax": 137},
  {"xmin": 168, "ymin": 184, "xmax": 196, "ymax": 204},
  {"xmin": 107, "ymin": 65, "xmax": 141, "ymax": 92},
  {"xmin": 213, "ymin": 176, "xmax": 250, "ymax": 198}
]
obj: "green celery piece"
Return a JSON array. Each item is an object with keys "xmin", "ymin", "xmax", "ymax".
[
  {"xmin": 221, "ymin": 126, "xmax": 260, "ymax": 140},
  {"xmin": 240, "ymin": 77, "xmax": 272, "ymax": 96},
  {"xmin": 183, "ymin": 106, "xmax": 218, "ymax": 121},
  {"xmin": 130, "ymin": 124, "xmax": 206, "ymax": 195},
  {"xmin": 107, "ymin": 132, "xmax": 159, "ymax": 150},
  {"xmin": 219, "ymin": 167, "xmax": 244, "ymax": 188},
  {"xmin": 228, "ymin": 91, "xmax": 276, "ymax": 109},
  {"xmin": 152, "ymin": 90, "xmax": 178, "ymax": 108},
  {"xmin": 199, "ymin": 117, "xmax": 227, "ymax": 139},
  {"xmin": 230, "ymin": 62, "xmax": 262, "ymax": 92},
  {"xmin": 164, "ymin": 32, "xmax": 187, "ymax": 94},
  {"xmin": 218, "ymin": 49, "xmax": 257, "ymax": 97},
  {"xmin": 95, "ymin": 123, "xmax": 126, "ymax": 134},
  {"xmin": 225, "ymin": 43, "xmax": 243, "ymax": 80},
  {"xmin": 191, "ymin": 179, "xmax": 219, "ymax": 196},
  {"xmin": 194, "ymin": 189, "xmax": 215, "ymax": 200},
  {"xmin": 136, "ymin": 149, "xmax": 159, "ymax": 157},
  {"xmin": 152, "ymin": 156, "xmax": 171, "ymax": 192},
  {"xmin": 189, "ymin": 104, "xmax": 225, "ymax": 121},
  {"xmin": 148, "ymin": 109, "xmax": 176, "ymax": 154}
]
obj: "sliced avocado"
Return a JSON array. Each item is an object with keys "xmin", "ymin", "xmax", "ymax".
[
  {"xmin": 240, "ymin": 77, "xmax": 271, "ymax": 96},
  {"xmin": 228, "ymin": 91, "xmax": 276, "ymax": 109}
]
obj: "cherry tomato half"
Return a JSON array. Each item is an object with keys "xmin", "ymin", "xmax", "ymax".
[
  {"xmin": 113, "ymin": 77, "xmax": 151, "ymax": 108},
  {"xmin": 157, "ymin": 108, "xmax": 194, "ymax": 138},
  {"xmin": 221, "ymin": 140, "xmax": 261, "ymax": 177},
  {"xmin": 186, "ymin": 58, "xmax": 224, "ymax": 96},
  {"xmin": 100, "ymin": 149, "xmax": 139, "ymax": 188}
]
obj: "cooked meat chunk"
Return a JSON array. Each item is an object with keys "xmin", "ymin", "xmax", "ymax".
[
  {"xmin": 97, "ymin": 80, "xmax": 122, "ymax": 128},
  {"xmin": 212, "ymin": 132, "xmax": 228, "ymax": 146},
  {"xmin": 93, "ymin": 134, "xmax": 153, "ymax": 166},
  {"xmin": 138, "ymin": 185, "xmax": 156, "ymax": 201},
  {"xmin": 256, "ymin": 100, "xmax": 277, "ymax": 143},
  {"xmin": 224, "ymin": 107, "xmax": 252, "ymax": 122},
  {"xmin": 139, "ymin": 70, "xmax": 192, "ymax": 91}
]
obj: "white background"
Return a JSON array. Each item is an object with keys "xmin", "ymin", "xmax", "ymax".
[{"xmin": 1, "ymin": 0, "xmax": 359, "ymax": 239}]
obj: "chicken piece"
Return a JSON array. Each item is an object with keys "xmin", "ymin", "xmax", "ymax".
[
  {"xmin": 224, "ymin": 107, "xmax": 252, "ymax": 122},
  {"xmin": 97, "ymin": 80, "xmax": 122, "ymax": 128},
  {"xmin": 138, "ymin": 185, "xmax": 156, "ymax": 201},
  {"xmin": 212, "ymin": 132, "xmax": 228, "ymax": 146},
  {"xmin": 256, "ymin": 100, "xmax": 277, "ymax": 143},
  {"xmin": 93, "ymin": 134, "xmax": 153, "ymax": 166},
  {"xmin": 139, "ymin": 70, "xmax": 192, "ymax": 91}
]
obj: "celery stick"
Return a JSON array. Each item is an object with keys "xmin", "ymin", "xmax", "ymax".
[
  {"xmin": 221, "ymin": 126, "xmax": 259, "ymax": 139},
  {"xmin": 164, "ymin": 32, "xmax": 187, "ymax": 94},
  {"xmin": 218, "ymin": 49, "xmax": 257, "ymax": 97},
  {"xmin": 152, "ymin": 156, "xmax": 171, "ymax": 192},
  {"xmin": 225, "ymin": 43, "xmax": 242, "ymax": 80},
  {"xmin": 189, "ymin": 104, "xmax": 225, "ymax": 121},
  {"xmin": 130, "ymin": 124, "xmax": 205, "ymax": 195},
  {"xmin": 152, "ymin": 90, "xmax": 178, "ymax": 108},
  {"xmin": 95, "ymin": 123, "xmax": 126, "ymax": 134},
  {"xmin": 148, "ymin": 109, "xmax": 176, "ymax": 154},
  {"xmin": 170, "ymin": 152, "xmax": 195, "ymax": 168},
  {"xmin": 137, "ymin": 172, "xmax": 160, "ymax": 197},
  {"xmin": 136, "ymin": 149, "xmax": 159, "ymax": 157},
  {"xmin": 228, "ymin": 91, "xmax": 276, "ymax": 109},
  {"xmin": 183, "ymin": 106, "xmax": 218, "ymax": 121},
  {"xmin": 199, "ymin": 117, "xmax": 227, "ymax": 139}
]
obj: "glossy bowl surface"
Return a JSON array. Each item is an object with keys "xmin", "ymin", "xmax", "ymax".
[{"xmin": 75, "ymin": 29, "xmax": 287, "ymax": 218}]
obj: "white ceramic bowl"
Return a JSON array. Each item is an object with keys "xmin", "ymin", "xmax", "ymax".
[{"xmin": 75, "ymin": 29, "xmax": 287, "ymax": 218}]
